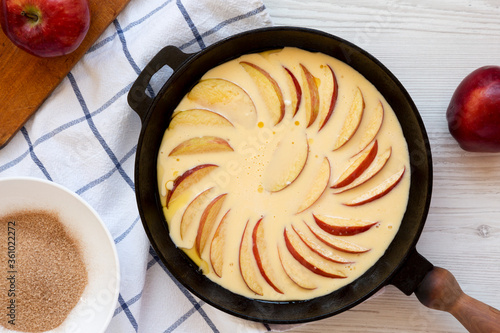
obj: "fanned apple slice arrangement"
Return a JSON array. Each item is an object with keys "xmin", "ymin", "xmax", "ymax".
[{"xmin": 158, "ymin": 49, "xmax": 410, "ymax": 299}]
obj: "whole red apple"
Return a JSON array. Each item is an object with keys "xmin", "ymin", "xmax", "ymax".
[
  {"xmin": 0, "ymin": 0, "xmax": 90, "ymax": 57},
  {"xmin": 447, "ymin": 66, "xmax": 500, "ymax": 152}
]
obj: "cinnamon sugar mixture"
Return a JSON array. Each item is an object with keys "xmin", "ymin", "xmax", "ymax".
[{"xmin": 0, "ymin": 210, "xmax": 88, "ymax": 332}]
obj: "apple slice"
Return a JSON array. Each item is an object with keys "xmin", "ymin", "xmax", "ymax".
[
  {"xmin": 263, "ymin": 133, "xmax": 309, "ymax": 192},
  {"xmin": 187, "ymin": 78, "xmax": 257, "ymax": 127},
  {"xmin": 331, "ymin": 140, "xmax": 378, "ymax": 189},
  {"xmin": 332, "ymin": 87, "xmax": 365, "ymax": 151},
  {"xmin": 358, "ymin": 101, "xmax": 384, "ymax": 152},
  {"xmin": 195, "ymin": 193, "xmax": 227, "ymax": 256},
  {"xmin": 317, "ymin": 65, "xmax": 338, "ymax": 131},
  {"xmin": 252, "ymin": 218, "xmax": 283, "ymax": 294},
  {"xmin": 277, "ymin": 244, "xmax": 317, "ymax": 290},
  {"xmin": 343, "ymin": 166, "xmax": 406, "ymax": 206},
  {"xmin": 313, "ymin": 215, "xmax": 378, "ymax": 236},
  {"xmin": 240, "ymin": 61, "xmax": 285, "ymax": 126},
  {"xmin": 210, "ymin": 210, "xmax": 231, "ymax": 277},
  {"xmin": 333, "ymin": 147, "xmax": 392, "ymax": 194},
  {"xmin": 292, "ymin": 225, "xmax": 353, "ymax": 264},
  {"xmin": 166, "ymin": 164, "xmax": 218, "ymax": 208},
  {"xmin": 239, "ymin": 221, "xmax": 264, "ymax": 296},
  {"xmin": 180, "ymin": 187, "xmax": 214, "ymax": 240},
  {"xmin": 300, "ymin": 64, "xmax": 320, "ymax": 128},
  {"xmin": 259, "ymin": 49, "xmax": 282, "ymax": 59},
  {"xmin": 296, "ymin": 157, "xmax": 331, "ymax": 214},
  {"xmin": 168, "ymin": 136, "xmax": 233, "ymax": 156},
  {"xmin": 284, "ymin": 227, "xmax": 346, "ymax": 279},
  {"xmin": 304, "ymin": 221, "xmax": 370, "ymax": 253},
  {"xmin": 169, "ymin": 109, "xmax": 233, "ymax": 129},
  {"xmin": 283, "ymin": 66, "xmax": 302, "ymax": 117}
]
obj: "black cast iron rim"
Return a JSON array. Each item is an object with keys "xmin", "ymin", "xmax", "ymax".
[{"xmin": 132, "ymin": 26, "xmax": 433, "ymax": 324}]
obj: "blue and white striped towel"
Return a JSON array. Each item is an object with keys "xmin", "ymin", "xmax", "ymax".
[{"xmin": 0, "ymin": 0, "xmax": 306, "ymax": 332}]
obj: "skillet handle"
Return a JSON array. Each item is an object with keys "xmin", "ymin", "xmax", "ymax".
[
  {"xmin": 415, "ymin": 267, "xmax": 500, "ymax": 333},
  {"xmin": 390, "ymin": 249, "xmax": 500, "ymax": 332},
  {"xmin": 127, "ymin": 46, "xmax": 192, "ymax": 122}
]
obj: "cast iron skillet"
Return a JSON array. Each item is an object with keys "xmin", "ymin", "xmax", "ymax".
[{"xmin": 127, "ymin": 27, "xmax": 500, "ymax": 331}]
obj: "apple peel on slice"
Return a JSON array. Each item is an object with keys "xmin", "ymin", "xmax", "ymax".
[
  {"xmin": 304, "ymin": 221, "xmax": 370, "ymax": 253},
  {"xmin": 296, "ymin": 157, "xmax": 331, "ymax": 214},
  {"xmin": 166, "ymin": 164, "xmax": 218, "ymax": 208},
  {"xmin": 277, "ymin": 244, "xmax": 317, "ymax": 290},
  {"xmin": 292, "ymin": 225, "xmax": 353, "ymax": 264},
  {"xmin": 239, "ymin": 221, "xmax": 264, "ymax": 296},
  {"xmin": 195, "ymin": 193, "xmax": 227, "ymax": 256},
  {"xmin": 313, "ymin": 215, "xmax": 378, "ymax": 236},
  {"xmin": 252, "ymin": 218, "xmax": 284, "ymax": 294},
  {"xmin": 343, "ymin": 166, "xmax": 406, "ymax": 206},
  {"xmin": 317, "ymin": 65, "xmax": 339, "ymax": 132},
  {"xmin": 169, "ymin": 136, "xmax": 233, "ymax": 156},
  {"xmin": 210, "ymin": 210, "xmax": 231, "ymax": 277},
  {"xmin": 332, "ymin": 87, "xmax": 365, "ymax": 151},
  {"xmin": 263, "ymin": 133, "xmax": 309, "ymax": 192},
  {"xmin": 357, "ymin": 101, "xmax": 384, "ymax": 152},
  {"xmin": 283, "ymin": 66, "xmax": 302, "ymax": 117},
  {"xmin": 333, "ymin": 147, "xmax": 392, "ymax": 194},
  {"xmin": 180, "ymin": 187, "xmax": 214, "ymax": 240},
  {"xmin": 284, "ymin": 226, "xmax": 346, "ymax": 279},
  {"xmin": 187, "ymin": 78, "xmax": 257, "ymax": 128},
  {"xmin": 169, "ymin": 109, "xmax": 233, "ymax": 129},
  {"xmin": 331, "ymin": 140, "xmax": 378, "ymax": 189},
  {"xmin": 240, "ymin": 61, "xmax": 285, "ymax": 126},
  {"xmin": 300, "ymin": 64, "xmax": 320, "ymax": 128}
]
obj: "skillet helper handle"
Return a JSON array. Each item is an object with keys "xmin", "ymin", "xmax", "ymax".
[
  {"xmin": 127, "ymin": 46, "xmax": 192, "ymax": 122},
  {"xmin": 415, "ymin": 267, "xmax": 500, "ymax": 333}
]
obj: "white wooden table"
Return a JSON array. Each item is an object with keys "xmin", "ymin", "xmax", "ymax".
[{"xmin": 262, "ymin": 0, "xmax": 500, "ymax": 332}]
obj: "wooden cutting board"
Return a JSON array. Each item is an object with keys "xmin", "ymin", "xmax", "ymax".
[{"xmin": 0, "ymin": 0, "xmax": 131, "ymax": 149}]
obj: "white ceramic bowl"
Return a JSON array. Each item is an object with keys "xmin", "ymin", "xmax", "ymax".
[{"xmin": 0, "ymin": 177, "xmax": 120, "ymax": 333}]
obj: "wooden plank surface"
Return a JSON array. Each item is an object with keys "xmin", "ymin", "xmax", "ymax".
[
  {"xmin": 0, "ymin": 0, "xmax": 131, "ymax": 149},
  {"xmin": 262, "ymin": 0, "xmax": 500, "ymax": 332}
]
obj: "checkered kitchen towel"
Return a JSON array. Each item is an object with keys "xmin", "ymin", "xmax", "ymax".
[{"xmin": 0, "ymin": 0, "xmax": 302, "ymax": 332}]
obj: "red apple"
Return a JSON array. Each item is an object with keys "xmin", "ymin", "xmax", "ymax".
[
  {"xmin": 0, "ymin": 0, "xmax": 90, "ymax": 57},
  {"xmin": 447, "ymin": 66, "xmax": 500, "ymax": 152}
]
